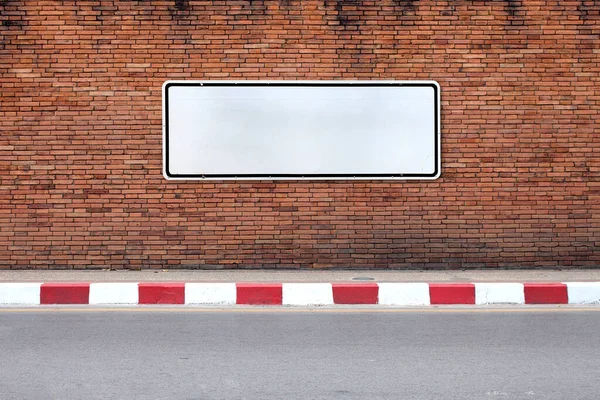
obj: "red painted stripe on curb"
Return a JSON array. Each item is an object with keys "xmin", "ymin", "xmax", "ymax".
[
  {"xmin": 138, "ymin": 283, "xmax": 185, "ymax": 304},
  {"xmin": 429, "ymin": 284, "xmax": 475, "ymax": 305},
  {"xmin": 332, "ymin": 284, "xmax": 379, "ymax": 304},
  {"xmin": 236, "ymin": 284, "xmax": 282, "ymax": 305},
  {"xmin": 524, "ymin": 283, "xmax": 568, "ymax": 304},
  {"xmin": 40, "ymin": 283, "xmax": 90, "ymax": 305}
]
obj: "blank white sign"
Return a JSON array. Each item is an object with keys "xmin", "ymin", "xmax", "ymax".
[{"xmin": 163, "ymin": 81, "xmax": 440, "ymax": 180}]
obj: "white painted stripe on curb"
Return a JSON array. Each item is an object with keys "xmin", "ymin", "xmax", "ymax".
[
  {"xmin": 378, "ymin": 283, "xmax": 431, "ymax": 306},
  {"xmin": 282, "ymin": 283, "xmax": 334, "ymax": 306},
  {"xmin": 185, "ymin": 283, "xmax": 237, "ymax": 305},
  {"xmin": 566, "ymin": 282, "xmax": 600, "ymax": 304},
  {"xmin": 0, "ymin": 283, "xmax": 42, "ymax": 305},
  {"xmin": 89, "ymin": 283, "xmax": 139, "ymax": 305},
  {"xmin": 475, "ymin": 283, "xmax": 525, "ymax": 305}
]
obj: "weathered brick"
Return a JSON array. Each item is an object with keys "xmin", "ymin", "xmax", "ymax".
[{"xmin": 0, "ymin": 0, "xmax": 599, "ymax": 269}]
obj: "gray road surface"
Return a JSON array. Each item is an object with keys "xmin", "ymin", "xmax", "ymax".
[{"xmin": 1, "ymin": 307, "xmax": 599, "ymax": 399}]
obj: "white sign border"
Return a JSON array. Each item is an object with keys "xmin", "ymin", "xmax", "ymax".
[{"xmin": 162, "ymin": 80, "xmax": 441, "ymax": 180}]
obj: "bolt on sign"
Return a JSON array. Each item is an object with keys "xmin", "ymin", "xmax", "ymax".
[{"xmin": 162, "ymin": 81, "xmax": 441, "ymax": 180}]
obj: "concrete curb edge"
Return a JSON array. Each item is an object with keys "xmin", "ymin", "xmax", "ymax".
[{"xmin": 1, "ymin": 282, "xmax": 600, "ymax": 306}]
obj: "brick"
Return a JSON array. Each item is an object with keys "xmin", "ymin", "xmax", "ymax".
[{"xmin": 1, "ymin": 1, "xmax": 599, "ymax": 270}]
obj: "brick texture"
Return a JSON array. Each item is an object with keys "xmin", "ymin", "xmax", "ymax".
[{"xmin": 1, "ymin": 0, "xmax": 599, "ymax": 269}]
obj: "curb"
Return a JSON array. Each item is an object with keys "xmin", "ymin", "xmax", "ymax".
[{"xmin": 1, "ymin": 282, "xmax": 600, "ymax": 306}]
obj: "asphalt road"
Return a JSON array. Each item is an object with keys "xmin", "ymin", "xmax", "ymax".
[{"xmin": 1, "ymin": 307, "xmax": 599, "ymax": 400}]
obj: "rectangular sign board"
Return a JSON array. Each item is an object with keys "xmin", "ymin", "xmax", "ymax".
[{"xmin": 163, "ymin": 81, "xmax": 440, "ymax": 180}]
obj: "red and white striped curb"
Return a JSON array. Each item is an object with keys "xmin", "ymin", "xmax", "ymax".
[{"xmin": 1, "ymin": 282, "xmax": 600, "ymax": 306}]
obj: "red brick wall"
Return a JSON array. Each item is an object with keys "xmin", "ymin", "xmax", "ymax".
[{"xmin": 1, "ymin": 0, "xmax": 599, "ymax": 269}]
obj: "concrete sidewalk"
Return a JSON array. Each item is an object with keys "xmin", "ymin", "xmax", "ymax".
[{"xmin": 1, "ymin": 268, "xmax": 600, "ymax": 282}]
